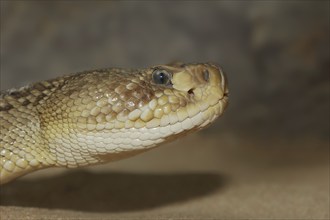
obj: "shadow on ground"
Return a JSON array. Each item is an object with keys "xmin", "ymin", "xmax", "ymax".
[{"xmin": 0, "ymin": 171, "xmax": 226, "ymax": 212}]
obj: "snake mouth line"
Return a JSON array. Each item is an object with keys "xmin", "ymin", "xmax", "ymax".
[{"xmin": 219, "ymin": 92, "xmax": 229, "ymax": 102}]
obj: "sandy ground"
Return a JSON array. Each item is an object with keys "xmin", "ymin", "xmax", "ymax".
[{"xmin": 1, "ymin": 133, "xmax": 329, "ymax": 219}]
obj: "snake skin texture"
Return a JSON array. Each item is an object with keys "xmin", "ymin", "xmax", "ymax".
[{"xmin": 0, "ymin": 62, "xmax": 228, "ymax": 184}]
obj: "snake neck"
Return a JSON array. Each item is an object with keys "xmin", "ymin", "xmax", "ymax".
[{"xmin": 0, "ymin": 79, "xmax": 67, "ymax": 183}]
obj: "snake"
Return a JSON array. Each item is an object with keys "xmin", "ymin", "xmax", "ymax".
[{"xmin": 0, "ymin": 62, "xmax": 228, "ymax": 185}]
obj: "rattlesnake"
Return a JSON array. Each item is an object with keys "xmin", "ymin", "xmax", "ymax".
[{"xmin": 0, "ymin": 62, "xmax": 228, "ymax": 184}]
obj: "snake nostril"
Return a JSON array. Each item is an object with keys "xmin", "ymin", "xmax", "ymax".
[{"xmin": 203, "ymin": 69, "xmax": 209, "ymax": 82}]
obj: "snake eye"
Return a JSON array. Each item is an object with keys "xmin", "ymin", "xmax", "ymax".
[{"xmin": 152, "ymin": 69, "xmax": 172, "ymax": 86}]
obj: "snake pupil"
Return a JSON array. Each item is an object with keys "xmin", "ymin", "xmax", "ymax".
[{"xmin": 159, "ymin": 72, "xmax": 166, "ymax": 83}]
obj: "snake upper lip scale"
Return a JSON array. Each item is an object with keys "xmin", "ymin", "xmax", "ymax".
[{"xmin": 0, "ymin": 62, "xmax": 229, "ymax": 185}]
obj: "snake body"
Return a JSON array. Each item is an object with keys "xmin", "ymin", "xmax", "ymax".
[{"xmin": 0, "ymin": 62, "xmax": 228, "ymax": 184}]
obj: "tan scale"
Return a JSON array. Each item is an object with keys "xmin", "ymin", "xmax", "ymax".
[{"xmin": 0, "ymin": 62, "xmax": 228, "ymax": 184}]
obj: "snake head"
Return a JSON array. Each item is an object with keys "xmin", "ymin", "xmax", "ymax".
[{"xmin": 145, "ymin": 62, "xmax": 228, "ymax": 132}]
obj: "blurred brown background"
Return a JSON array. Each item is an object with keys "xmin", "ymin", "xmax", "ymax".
[{"xmin": 0, "ymin": 1, "xmax": 329, "ymax": 219}]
